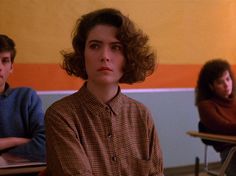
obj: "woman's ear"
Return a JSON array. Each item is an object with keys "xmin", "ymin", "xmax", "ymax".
[{"xmin": 10, "ymin": 63, "xmax": 13, "ymax": 73}]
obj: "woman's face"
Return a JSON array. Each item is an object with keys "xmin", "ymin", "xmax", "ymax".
[
  {"xmin": 0, "ymin": 51, "xmax": 13, "ymax": 93},
  {"xmin": 210, "ymin": 70, "xmax": 233, "ymax": 99},
  {"xmin": 84, "ymin": 24, "xmax": 125, "ymax": 86}
]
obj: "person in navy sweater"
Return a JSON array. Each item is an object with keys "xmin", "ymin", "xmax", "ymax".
[{"xmin": 0, "ymin": 34, "xmax": 45, "ymax": 162}]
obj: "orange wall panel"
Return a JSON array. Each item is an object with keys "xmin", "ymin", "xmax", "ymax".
[{"xmin": 8, "ymin": 64, "xmax": 236, "ymax": 90}]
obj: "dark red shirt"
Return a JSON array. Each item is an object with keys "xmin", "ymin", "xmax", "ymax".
[{"xmin": 198, "ymin": 96, "xmax": 236, "ymax": 152}]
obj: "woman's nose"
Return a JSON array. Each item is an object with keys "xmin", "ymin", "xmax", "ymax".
[
  {"xmin": 223, "ymin": 81, "xmax": 229, "ymax": 88},
  {"xmin": 100, "ymin": 56, "xmax": 110, "ymax": 62},
  {"xmin": 100, "ymin": 48, "xmax": 110, "ymax": 62}
]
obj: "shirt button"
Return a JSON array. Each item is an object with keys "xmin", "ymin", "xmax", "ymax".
[
  {"xmin": 112, "ymin": 156, "xmax": 117, "ymax": 162},
  {"xmin": 108, "ymin": 133, "xmax": 112, "ymax": 138}
]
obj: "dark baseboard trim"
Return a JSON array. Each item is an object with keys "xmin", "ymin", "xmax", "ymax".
[{"xmin": 164, "ymin": 162, "xmax": 221, "ymax": 176}]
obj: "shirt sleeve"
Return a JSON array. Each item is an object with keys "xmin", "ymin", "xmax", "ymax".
[
  {"xmin": 198, "ymin": 100, "xmax": 236, "ymax": 134},
  {"xmin": 45, "ymin": 105, "xmax": 93, "ymax": 176},
  {"xmin": 8, "ymin": 89, "xmax": 46, "ymax": 161},
  {"xmin": 147, "ymin": 112, "xmax": 164, "ymax": 176}
]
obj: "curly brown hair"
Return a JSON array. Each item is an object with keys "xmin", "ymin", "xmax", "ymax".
[
  {"xmin": 0, "ymin": 34, "xmax": 16, "ymax": 63},
  {"xmin": 195, "ymin": 58, "xmax": 235, "ymax": 104},
  {"xmin": 61, "ymin": 8, "xmax": 157, "ymax": 84}
]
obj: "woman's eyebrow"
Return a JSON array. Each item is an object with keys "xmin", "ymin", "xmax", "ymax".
[
  {"xmin": 87, "ymin": 40, "xmax": 122, "ymax": 45},
  {"xmin": 111, "ymin": 41, "xmax": 122, "ymax": 45},
  {"xmin": 87, "ymin": 40, "xmax": 102, "ymax": 44}
]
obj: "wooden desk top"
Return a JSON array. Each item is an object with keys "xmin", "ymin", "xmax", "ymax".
[
  {"xmin": 187, "ymin": 131, "xmax": 236, "ymax": 144},
  {"xmin": 0, "ymin": 153, "xmax": 46, "ymax": 175}
]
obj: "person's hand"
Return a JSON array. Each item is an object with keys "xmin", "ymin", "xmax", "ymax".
[
  {"xmin": 0, "ymin": 137, "xmax": 31, "ymax": 150},
  {"xmin": 14, "ymin": 137, "xmax": 31, "ymax": 146},
  {"xmin": 0, "ymin": 156, "xmax": 7, "ymax": 166},
  {"xmin": 1, "ymin": 153, "xmax": 30, "ymax": 163}
]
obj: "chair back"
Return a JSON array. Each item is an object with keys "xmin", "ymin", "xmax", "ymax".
[{"xmin": 198, "ymin": 121, "xmax": 222, "ymax": 146}]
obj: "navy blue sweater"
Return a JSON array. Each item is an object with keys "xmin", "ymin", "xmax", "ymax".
[{"xmin": 0, "ymin": 84, "xmax": 45, "ymax": 161}]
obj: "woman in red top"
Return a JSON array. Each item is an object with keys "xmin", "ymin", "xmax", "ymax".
[{"xmin": 195, "ymin": 59, "xmax": 236, "ymax": 176}]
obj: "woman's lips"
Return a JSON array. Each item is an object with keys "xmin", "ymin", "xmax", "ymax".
[{"xmin": 97, "ymin": 67, "xmax": 112, "ymax": 71}]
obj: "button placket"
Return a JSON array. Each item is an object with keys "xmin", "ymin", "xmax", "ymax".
[
  {"xmin": 112, "ymin": 155, "xmax": 117, "ymax": 162},
  {"xmin": 107, "ymin": 132, "xmax": 112, "ymax": 139},
  {"xmin": 105, "ymin": 106, "xmax": 113, "ymax": 140},
  {"xmin": 104, "ymin": 105, "xmax": 119, "ymax": 169}
]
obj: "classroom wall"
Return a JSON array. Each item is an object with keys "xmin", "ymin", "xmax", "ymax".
[
  {"xmin": 0, "ymin": 0, "xmax": 236, "ymax": 90},
  {"xmin": 0, "ymin": 0, "xmax": 233, "ymax": 168}
]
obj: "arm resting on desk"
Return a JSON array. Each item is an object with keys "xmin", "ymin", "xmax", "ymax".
[{"xmin": 0, "ymin": 138, "xmax": 30, "ymax": 151}]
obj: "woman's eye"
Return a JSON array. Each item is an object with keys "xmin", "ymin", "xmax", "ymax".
[
  {"xmin": 112, "ymin": 45, "xmax": 123, "ymax": 52},
  {"xmin": 89, "ymin": 43, "xmax": 99, "ymax": 49},
  {"xmin": 226, "ymin": 76, "xmax": 232, "ymax": 82},
  {"xmin": 2, "ymin": 58, "xmax": 11, "ymax": 64}
]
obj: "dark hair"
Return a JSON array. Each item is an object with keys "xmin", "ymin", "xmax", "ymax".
[
  {"xmin": 0, "ymin": 34, "xmax": 16, "ymax": 62},
  {"xmin": 195, "ymin": 58, "xmax": 235, "ymax": 104},
  {"xmin": 62, "ymin": 8, "xmax": 156, "ymax": 83}
]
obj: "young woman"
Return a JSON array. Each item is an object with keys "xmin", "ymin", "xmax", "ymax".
[
  {"xmin": 45, "ymin": 8, "xmax": 164, "ymax": 176},
  {"xmin": 195, "ymin": 59, "xmax": 236, "ymax": 176}
]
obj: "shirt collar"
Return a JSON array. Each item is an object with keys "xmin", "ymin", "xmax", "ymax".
[
  {"xmin": 0, "ymin": 83, "xmax": 11, "ymax": 97},
  {"xmin": 77, "ymin": 82, "xmax": 123, "ymax": 116},
  {"xmin": 212, "ymin": 95, "xmax": 235, "ymax": 107},
  {"xmin": 107, "ymin": 87, "xmax": 123, "ymax": 115}
]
